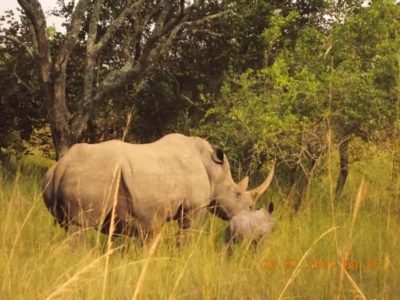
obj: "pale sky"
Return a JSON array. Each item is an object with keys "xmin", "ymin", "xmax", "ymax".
[{"xmin": 0, "ymin": 0, "xmax": 64, "ymax": 30}]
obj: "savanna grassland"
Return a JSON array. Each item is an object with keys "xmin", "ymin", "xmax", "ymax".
[
  {"xmin": 0, "ymin": 149, "xmax": 399, "ymax": 300},
  {"xmin": 1, "ymin": 1, "xmax": 400, "ymax": 299}
]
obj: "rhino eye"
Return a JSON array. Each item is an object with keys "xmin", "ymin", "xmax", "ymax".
[{"xmin": 236, "ymin": 191, "xmax": 242, "ymax": 198}]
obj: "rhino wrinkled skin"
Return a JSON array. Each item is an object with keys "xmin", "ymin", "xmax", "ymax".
[{"xmin": 43, "ymin": 133, "xmax": 274, "ymax": 239}]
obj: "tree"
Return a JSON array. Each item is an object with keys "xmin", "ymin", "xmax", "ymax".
[
  {"xmin": 196, "ymin": 0, "xmax": 400, "ymax": 205},
  {"xmin": 194, "ymin": 6, "xmax": 329, "ymax": 209},
  {"xmin": 13, "ymin": 0, "xmax": 228, "ymax": 158},
  {"xmin": 328, "ymin": 0, "xmax": 400, "ymax": 195},
  {"xmin": 0, "ymin": 10, "xmax": 48, "ymax": 157}
]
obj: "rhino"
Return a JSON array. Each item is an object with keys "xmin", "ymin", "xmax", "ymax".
[
  {"xmin": 226, "ymin": 202, "xmax": 276, "ymax": 245},
  {"xmin": 42, "ymin": 133, "xmax": 274, "ymax": 240}
]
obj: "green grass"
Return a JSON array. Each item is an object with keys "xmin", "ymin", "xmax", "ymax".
[{"xmin": 0, "ymin": 153, "xmax": 399, "ymax": 299}]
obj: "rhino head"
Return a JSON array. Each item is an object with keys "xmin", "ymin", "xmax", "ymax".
[
  {"xmin": 207, "ymin": 145, "xmax": 274, "ymax": 220},
  {"xmin": 227, "ymin": 202, "xmax": 276, "ymax": 243}
]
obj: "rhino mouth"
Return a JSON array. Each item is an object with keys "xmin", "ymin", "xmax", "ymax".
[{"xmin": 208, "ymin": 200, "xmax": 230, "ymax": 221}]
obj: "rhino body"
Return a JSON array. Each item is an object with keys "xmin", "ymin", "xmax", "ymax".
[
  {"xmin": 226, "ymin": 203, "xmax": 276, "ymax": 244},
  {"xmin": 43, "ymin": 133, "xmax": 273, "ymax": 239}
]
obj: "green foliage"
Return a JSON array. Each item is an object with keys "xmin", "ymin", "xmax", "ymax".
[
  {"xmin": 194, "ymin": 14, "xmax": 328, "ymax": 177},
  {"xmin": 329, "ymin": 0, "xmax": 400, "ymax": 140},
  {"xmin": 0, "ymin": 11, "xmax": 48, "ymax": 155},
  {"xmin": 196, "ymin": 1, "xmax": 399, "ymax": 184},
  {"xmin": 195, "ymin": 61, "xmax": 324, "ymax": 175}
]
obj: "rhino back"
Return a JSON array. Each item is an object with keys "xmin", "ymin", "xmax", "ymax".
[
  {"xmin": 120, "ymin": 137, "xmax": 212, "ymax": 220},
  {"xmin": 46, "ymin": 137, "xmax": 212, "ymax": 228}
]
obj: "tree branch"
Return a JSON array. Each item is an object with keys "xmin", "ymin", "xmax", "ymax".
[
  {"xmin": 92, "ymin": 10, "xmax": 228, "ymax": 107},
  {"xmin": 55, "ymin": 0, "xmax": 89, "ymax": 70},
  {"xmin": 145, "ymin": 0, "xmax": 188, "ymax": 49},
  {"xmin": 17, "ymin": 0, "xmax": 51, "ymax": 82},
  {"xmin": 0, "ymin": 34, "xmax": 35, "ymax": 58},
  {"xmin": 71, "ymin": 0, "xmax": 147, "ymax": 136},
  {"xmin": 178, "ymin": 11, "xmax": 230, "ymax": 29},
  {"xmin": 122, "ymin": 32, "xmax": 135, "ymax": 63},
  {"xmin": 87, "ymin": 0, "xmax": 103, "ymax": 50},
  {"xmin": 149, "ymin": 0, "xmax": 171, "ymax": 41},
  {"xmin": 74, "ymin": 5, "xmax": 229, "ymax": 136},
  {"xmin": 27, "ymin": 20, "xmax": 39, "ymax": 55},
  {"xmin": 92, "ymin": 0, "xmax": 147, "ymax": 55},
  {"xmin": 12, "ymin": 63, "xmax": 35, "ymax": 92},
  {"xmin": 80, "ymin": 0, "xmax": 104, "ymax": 119},
  {"xmin": 154, "ymin": 11, "xmax": 230, "ymax": 56}
]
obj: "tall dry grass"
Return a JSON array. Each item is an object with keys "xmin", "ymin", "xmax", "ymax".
[{"xmin": 0, "ymin": 152, "xmax": 399, "ymax": 299}]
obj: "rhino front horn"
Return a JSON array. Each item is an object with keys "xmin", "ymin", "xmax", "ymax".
[{"xmin": 249, "ymin": 164, "xmax": 275, "ymax": 201}]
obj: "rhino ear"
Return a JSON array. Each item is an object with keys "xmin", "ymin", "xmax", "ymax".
[
  {"xmin": 211, "ymin": 145, "xmax": 224, "ymax": 165},
  {"xmin": 268, "ymin": 202, "xmax": 274, "ymax": 214},
  {"xmin": 238, "ymin": 176, "xmax": 249, "ymax": 190}
]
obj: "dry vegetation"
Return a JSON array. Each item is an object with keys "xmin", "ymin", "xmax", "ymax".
[{"xmin": 0, "ymin": 151, "xmax": 399, "ymax": 299}]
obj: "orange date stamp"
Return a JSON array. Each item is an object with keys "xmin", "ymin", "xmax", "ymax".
[{"xmin": 262, "ymin": 258, "xmax": 380, "ymax": 271}]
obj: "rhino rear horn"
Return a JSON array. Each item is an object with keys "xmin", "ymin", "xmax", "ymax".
[
  {"xmin": 211, "ymin": 145, "xmax": 224, "ymax": 165},
  {"xmin": 238, "ymin": 176, "xmax": 249, "ymax": 190},
  {"xmin": 249, "ymin": 164, "xmax": 275, "ymax": 201}
]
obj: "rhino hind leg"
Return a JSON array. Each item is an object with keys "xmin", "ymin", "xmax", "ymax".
[
  {"xmin": 100, "ymin": 210, "xmax": 139, "ymax": 237},
  {"xmin": 52, "ymin": 202, "xmax": 69, "ymax": 230},
  {"xmin": 43, "ymin": 188, "xmax": 72, "ymax": 231}
]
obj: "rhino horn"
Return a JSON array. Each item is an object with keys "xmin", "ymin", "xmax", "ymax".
[
  {"xmin": 249, "ymin": 164, "xmax": 275, "ymax": 201},
  {"xmin": 238, "ymin": 176, "xmax": 249, "ymax": 190}
]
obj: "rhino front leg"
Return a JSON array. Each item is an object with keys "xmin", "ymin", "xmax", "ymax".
[
  {"xmin": 176, "ymin": 214, "xmax": 191, "ymax": 247},
  {"xmin": 176, "ymin": 208, "xmax": 198, "ymax": 247}
]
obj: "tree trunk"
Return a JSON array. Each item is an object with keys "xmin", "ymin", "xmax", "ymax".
[
  {"xmin": 47, "ymin": 80, "xmax": 74, "ymax": 159},
  {"xmin": 41, "ymin": 63, "xmax": 82, "ymax": 159},
  {"xmin": 289, "ymin": 158, "xmax": 317, "ymax": 211},
  {"xmin": 44, "ymin": 76, "xmax": 87, "ymax": 159},
  {"xmin": 336, "ymin": 139, "xmax": 349, "ymax": 197}
]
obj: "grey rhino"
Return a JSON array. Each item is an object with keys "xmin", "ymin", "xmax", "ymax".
[
  {"xmin": 226, "ymin": 202, "xmax": 276, "ymax": 244},
  {"xmin": 43, "ymin": 133, "xmax": 274, "ymax": 239}
]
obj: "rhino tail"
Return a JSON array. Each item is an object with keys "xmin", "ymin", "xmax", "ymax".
[
  {"xmin": 120, "ymin": 166, "xmax": 135, "ymax": 216},
  {"xmin": 99, "ymin": 166, "xmax": 136, "ymax": 236}
]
